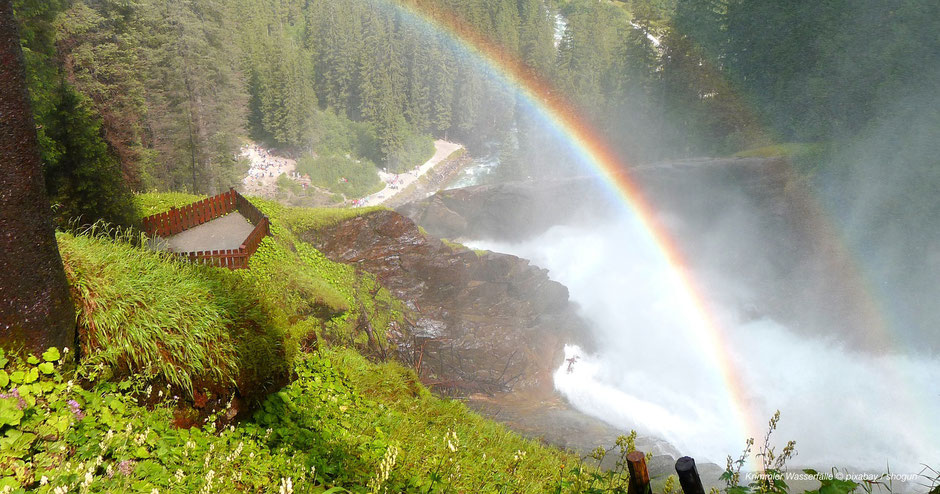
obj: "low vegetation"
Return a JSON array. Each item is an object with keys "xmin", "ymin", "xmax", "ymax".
[
  {"xmin": 295, "ymin": 155, "xmax": 384, "ymax": 199},
  {"xmin": 385, "ymin": 132, "xmax": 436, "ymax": 174},
  {"xmin": 0, "ymin": 346, "xmax": 575, "ymax": 492}
]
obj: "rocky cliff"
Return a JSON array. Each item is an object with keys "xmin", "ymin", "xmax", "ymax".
[{"xmin": 299, "ymin": 210, "xmax": 589, "ymax": 395}]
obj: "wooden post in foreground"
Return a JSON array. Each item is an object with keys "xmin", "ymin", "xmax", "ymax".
[
  {"xmin": 627, "ymin": 451, "xmax": 651, "ymax": 494},
  {"xmin": 675, "ymin": 456, "xmax": 706, "ymax": 494}
]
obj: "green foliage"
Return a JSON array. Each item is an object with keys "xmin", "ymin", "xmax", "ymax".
[
  {"xmin": 296, "ymin": 155, "xmax": 383, "ymax": 199},
  {"xmin": 0, "ymin": 348, "xmax": 349, "ymax": 492},
  {"xmin": 385, "ymin": 131, "xmax": 435, "ymax": 173},
  {"xmin": 276, "ymin": 174, "xmax": 303, "ymax": 198},
  {"xmin": 0, "ymin": 346, "xmax": 619, "ymax": 493},
  {"xmin": 134, "ymin": 192, "xmax": 204, "ymax": 218},
  {"xmin": 309, "ymin": 109, "xmax": 383, "ymax": 165},
  {"xmin": 721, "ymin": 411, "xmax": 798, "ymax": 494},
  {"xmin": 57, "ymin": 230, "xmax": 284, "ymax": 397},
  {"xmin": 21, "ymin": 0, "xmax": 560, "ymax": 198},
  {"xmin": 801, "ymin": 470, "xmax": 860, "ymax": 494},
  {"xmin": 42, "ymin": 84, "xmax": 139, "ymax": 228},
  {"xmin": 14, "ymin": 0, "xmax": 138, "ymax": 228},
  {"xmin": 280, "ymin": 206, "xmax": 387, "ymax": 233}
]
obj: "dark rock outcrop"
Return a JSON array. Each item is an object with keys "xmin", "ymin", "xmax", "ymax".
[{"xmin": 301, "ymin": 210, "xmax": 588, "ymax": 395}]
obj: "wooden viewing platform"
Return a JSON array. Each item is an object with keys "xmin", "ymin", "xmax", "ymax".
[{"xmin": 142, "ymin": 189, "xmax": 269, "ymax": 269}]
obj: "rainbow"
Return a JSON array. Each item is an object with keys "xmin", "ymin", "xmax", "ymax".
[
  {"xmin": 380, "ymin": 0, "xmax": 763, "ymax": 454},
  {"xmin": 364, "ymin": 0, "xmax": 940, "ymax": 472}
]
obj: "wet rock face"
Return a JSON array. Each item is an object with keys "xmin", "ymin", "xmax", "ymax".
[{"xmin": 301, "ymin": 210, "xmax": 587, "ymax": 395}]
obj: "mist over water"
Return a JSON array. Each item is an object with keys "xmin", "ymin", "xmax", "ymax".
[{"xmin": 470, "ymin": 212, "xmax": 940, "ymax": 473}]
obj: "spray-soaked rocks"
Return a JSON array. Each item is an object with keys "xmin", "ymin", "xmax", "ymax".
[{"xmin": 299, "ymin": 210, "xmax": 589, "ymax": 396}]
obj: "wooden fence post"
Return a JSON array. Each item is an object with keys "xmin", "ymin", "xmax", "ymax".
[
  {"xmin": 627, "ymin": 451, "xmax": 651, "ymax": 494},
  {"xmin": 675, "ymin": 456, "xmax": 706, "ymax": 494}
]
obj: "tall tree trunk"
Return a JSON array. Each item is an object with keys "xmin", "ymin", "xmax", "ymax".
[{"xmin": 0, "ymin": 0, "xmax": 76, "ymax": 354}]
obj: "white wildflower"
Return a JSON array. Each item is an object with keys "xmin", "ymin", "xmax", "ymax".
[
  {"xmin": 445, "ymin": 430, "xmax": 459, "ymax": 453},
  {"xmin": 200, "ymin": 470, "xmax": 215, "ymax": 494},
  {"xmin": 82, "ymin": 471, "xmax": 94, "ymax": 488},
  {"xmin": 225, "ymin": 441, "xmax": 244, "ymax": 462},
  {"xmin": 279, "ymin": 477, "xmax": 293, "ymax": 494},
  {"xmin": 368, "ymin": 445, "xmax": 398, "ymax": 493}
]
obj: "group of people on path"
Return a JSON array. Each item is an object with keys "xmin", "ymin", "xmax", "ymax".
[{"xmin": 240, "ymin": 144, "xmax": 307, "ymax": 196}]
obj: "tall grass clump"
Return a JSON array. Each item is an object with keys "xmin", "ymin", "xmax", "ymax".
[{"xmin": 57, "ymin": 228, "xmax": 284, "ymax": 397}]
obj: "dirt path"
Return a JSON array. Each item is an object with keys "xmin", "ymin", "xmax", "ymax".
[
  {"xmin": 356, "ymin": 140, "xmax": 463, "ymax": 207},
  {"xmin": 239, "ymin": 140, "xmax": 464, "ymax": 205}
]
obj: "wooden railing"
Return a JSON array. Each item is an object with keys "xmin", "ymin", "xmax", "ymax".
[
  {"xmin": 142, "ymin": 189, "xmax": 269, "ymax": 270},
  {"xmin": 142, "ymin": 189, "xmax": 239, "ymax": 237}
]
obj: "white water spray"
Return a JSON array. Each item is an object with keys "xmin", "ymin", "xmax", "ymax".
[{"xmin": 470, "ymin": 212, "xmax": 940, "ymax": 474}]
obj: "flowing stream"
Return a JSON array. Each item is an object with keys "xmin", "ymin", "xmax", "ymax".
[{"xmin": 470, "ymin": 211, "xmax": 940, "ymax": 476}]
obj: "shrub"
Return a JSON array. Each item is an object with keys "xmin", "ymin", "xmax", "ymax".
[
  {"xmin": 385, "ymin": 131, "xmax": 435, "ymax": 173},
  {"xmin": 296, "ymin": 155, "xmax": 383, "ymax": 198}
]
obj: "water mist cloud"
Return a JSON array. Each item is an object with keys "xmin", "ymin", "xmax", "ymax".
[{"xmin": 470, "ymin": 211, "xmax": 940, "ymax": 473}]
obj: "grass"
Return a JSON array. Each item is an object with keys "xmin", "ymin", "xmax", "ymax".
[
  {"xmin": 444, "ymin": 147, "xmax": 467, "ymax": 162},
  {"xmin": 254, "ymin": 348, "xmax": 578, "ymax": 492},
  {"xmin": 132, "ymin": 192, "xmax": 404, "ymax": 361},
  {"xmin": 440, "ymin": 238, "xmax": 484, "ymax": 257},
  {"xmin": 328, "ymin": 348, "xmax": 576, "ymax": 489},
  {"xmin": 58, "ymin": 231, "xmax": 278, "ymax": 397},
  {"xmin": 279, "ymin": 205, "xmax": 387, "ymax": 233},
  {"xmin": 134, "ymin": 191, "xmax": 204, "ymax": 218}
]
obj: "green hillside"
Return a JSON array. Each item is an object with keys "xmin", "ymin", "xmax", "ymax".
[{"xmin": 0, "ymin": 193, "xmax": 669, "ymax": 492}]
